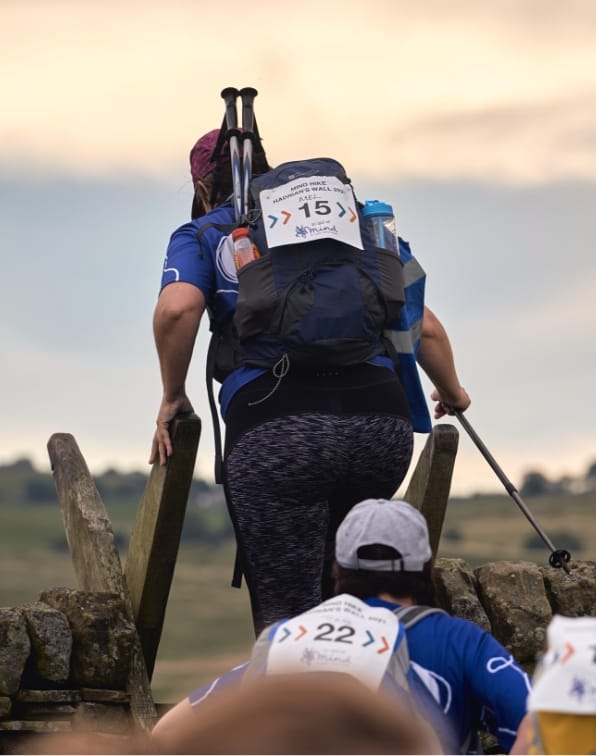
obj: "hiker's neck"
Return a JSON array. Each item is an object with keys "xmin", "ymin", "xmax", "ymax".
[{"xmin": 376, "ymin": 592, "xmax": 414, "ymax": 606}]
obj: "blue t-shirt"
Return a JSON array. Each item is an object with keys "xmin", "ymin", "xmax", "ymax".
[
  {"xmin": 186, "ymin": 597, "xmax": 530, "ymax": 754},
  {"xmin": 366, "ymin": 598, "xmax": 530, "ymax": 753},
  {"xmin": 159, "ymin": 202, "xmax": 431, "ymax": 430},
  {"xmin": 160, "ymin": 201, "xmax": 237, "ymax": 321},
  {"xmin": 159, "ymin": 202, "xmax": 267, "ymax": 418}
]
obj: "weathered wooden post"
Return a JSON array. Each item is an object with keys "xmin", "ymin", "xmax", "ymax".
[
  {"xmin": 47, "ymin": 433, "xmax": 157, "ymax": 731},
  {"xmin": 404, "ymin": 423, "xmax": 459, "ymax": 556},
  {"xmin": 124, "ymin": 413, "xmax": 202, "ymax": 680}
]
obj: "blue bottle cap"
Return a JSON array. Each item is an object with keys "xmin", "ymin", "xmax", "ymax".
[{"xmin": 362, "ymin": 199, "xmax": 394, "ymax": 217}]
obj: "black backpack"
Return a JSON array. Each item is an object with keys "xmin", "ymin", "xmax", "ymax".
[
  {"xmin": 232, "ymin": 157, "xmax": 405, "ymax": 370},
  {"xmin": 205, "ymin": 157, "xmax": 406, "ymax": 485}
]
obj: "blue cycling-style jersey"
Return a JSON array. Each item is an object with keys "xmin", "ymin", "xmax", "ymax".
[
  {"xmin": 186, "ymin": 597, "xmax": 530, "ymax": 754},
  {"xmin": 366, "ymin": 598, "xmax": 530, "ymax": 753},
  {"xmin": 159, "ymin": 201, "xmax": 432, "ymax": 430}
]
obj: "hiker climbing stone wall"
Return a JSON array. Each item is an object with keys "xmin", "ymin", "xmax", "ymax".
[{"xmin": 0, "ymin": 560, "xmax": 594, "ymax": 748}]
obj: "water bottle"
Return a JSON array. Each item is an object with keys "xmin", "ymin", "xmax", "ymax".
[
  {"xmin": 362, "ymin": 200, "xmax": 398, "ymax": 254},
  {"xmin": 232, "ymin": 227, "xmax": 260, "ymax": 270}
]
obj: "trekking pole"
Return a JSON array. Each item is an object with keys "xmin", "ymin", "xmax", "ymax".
[
  {"xmin": 239, "ymin": 87, "xmax": 257, "ymax": 224},
  {"xmin": 453, "ymin": 410, "xmax": 572, "ymax": 573},
  {"xmin": 220, "ymin": 86, "xmax": 243, "ymax": 223}
]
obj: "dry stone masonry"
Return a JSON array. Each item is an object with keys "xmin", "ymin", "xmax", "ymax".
[
  {"xmin": 434, "ymin": 558, "xmax": 596, "ymax": 673},
  {"xmin": 0, "ymin": 559, "xmax": 594, "ymax": 748},
  {"xmin": 0, "ymin": 588, "xmax": 136, "ymax": 747}
]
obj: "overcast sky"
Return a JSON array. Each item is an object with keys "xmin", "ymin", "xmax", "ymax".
[{"xmin": 1, "ymin": 0, "xmax": 595, "ymax": 496}]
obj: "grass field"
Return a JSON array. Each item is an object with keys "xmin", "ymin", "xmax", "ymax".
[{"xmin": 0, "ymin": 491, "xmax": 593, "ymax": 703}]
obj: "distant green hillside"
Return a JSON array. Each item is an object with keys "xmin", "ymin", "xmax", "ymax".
[
  {"xmin": 0, "ymin": 456, "xmax": 593, "ymax": 592},
  {"xmin": 0, "ymin": 457, "xmax": 593, "ymax": 702},
  {"xmin": 0, "ymin": 457, "xmax": 233, "ymax": 554}
]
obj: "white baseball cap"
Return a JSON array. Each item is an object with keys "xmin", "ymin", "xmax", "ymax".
[{"xmin": 335, "ymin": 498, "xmax": 432, "ymax": 572}]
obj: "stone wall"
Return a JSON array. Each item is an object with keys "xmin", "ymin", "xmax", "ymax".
[
  {"xmin": 0, "ymin": 560, "xmax": 594, "ymax": 746},
  {"xmin": 0, "ymin": 588, "xmax": 136, "ymax": 745},
  {"xmin": 434, "ymin": 558, "xmax": 596, "ymax": 674}
]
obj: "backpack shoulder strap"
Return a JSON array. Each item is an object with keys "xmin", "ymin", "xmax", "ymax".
[
  {"xmin": 393, "ymin": 604, "xmax": 447, "ymax": 629},
  {"xmin": 384, "ymin": 606, "xmax": 446, "ymax": 695},
  {"xmin": 196, "ymin": 220, "xmax": 237, "ymax": 242},
  {"xmin": 205, "ymin": 324, "xmax": 245, "ymax": 588}
]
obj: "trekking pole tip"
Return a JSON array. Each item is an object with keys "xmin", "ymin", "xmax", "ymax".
[{"xmin": 549, "ymin": 549, "xmax": 572, "ymax": 574}]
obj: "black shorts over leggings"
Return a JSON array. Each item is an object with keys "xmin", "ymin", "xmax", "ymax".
[{"xmin": 223, "ymin": 363, "xmax": 414, "ymax": 635}]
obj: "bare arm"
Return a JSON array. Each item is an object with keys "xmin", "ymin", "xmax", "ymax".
[
  {"xmin": 508, "ymin": 712, "xmax": 533, "ymax": 755},
  {"xmin": 149, "ymin": 281, "xmax": 206, "ymax": 465},
  {"xmin": 417, "ymin": 306, "xmax": 471, "ymax": 419}
]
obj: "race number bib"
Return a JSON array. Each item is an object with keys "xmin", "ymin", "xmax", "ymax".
[
  {"xmin": 259, "ymin": 175, "xmax": 363, "ymax": 251},
  {"xmin": 266, "ymin": 594, "xmax": 400, "ymax": 690},
  {"xmin": 529, "ymin": 615, "xmax": 596, "ymax": 715}
]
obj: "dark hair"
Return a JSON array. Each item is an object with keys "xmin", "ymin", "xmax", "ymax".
[
  {"xmin": 332, "ymin": 544, "xmax": 437, "ymax": 606},
  {"xmin": 209, "ymin": 142, "xmax": 271, "ymax": 207}
]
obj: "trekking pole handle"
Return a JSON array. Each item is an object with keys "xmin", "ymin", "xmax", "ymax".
[
  {"xmin": 221, "ymin": 87, "xmax": 240, "ymax": 129},
  {"xmin": 220, "ymin": 87, "xmax": 242, "ymax": 222},
  {"xmin": 239, "ymin": 87, "xmax": 258, "ymax": 223},
  {"xmin": 453, "ymin": 410, "xmax": 571, "ymax": 573},
  {"xmin": 239, "ymin": 87, "xmax": 257, "ymax": 132}
]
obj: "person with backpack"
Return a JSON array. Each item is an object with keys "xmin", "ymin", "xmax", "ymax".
[
  {"xmin": 149, "ymin": 112, "xmax": 471, "ymax": 635},
  {"xmin": 150, "ymin": 498, "xmax": 530, "ymax": 754}
]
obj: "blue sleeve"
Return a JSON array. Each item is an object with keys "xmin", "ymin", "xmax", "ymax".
[
  {"xmin": 187, "ymin": 662, "xmax": 248, "ymax": 707},
  {"xmin": 463, "ymin": 623, "xmax": 531, "ymax": 751},
  {"xmin": 160, "ymin": 220, "xmax": 215, "ymax": 301},
  {"xmin": 407, "ymin": 615, "xmax": 531, "ymax": 752}
]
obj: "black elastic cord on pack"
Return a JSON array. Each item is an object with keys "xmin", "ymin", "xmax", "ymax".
[
  {"xmin": 205, "ymin": 329, "xmax": 224, "ymax": 485},
  {"xmin": 211, "ymin": 114, "xmax": 263, "ymax": 166},
  {"xmin": 453, "ymin": 410, "xmax": 572, "ymax": 573}
]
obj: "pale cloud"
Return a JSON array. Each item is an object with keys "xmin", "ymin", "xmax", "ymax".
[
  {"xmin": 1, "ymin": 0, "xmax": 596, "ymax": 184},
  {"xmin": 0, "ymin": 323, "xmax": 159, "ymax": 474},
  {"xmin": 386, "ymin": 98, "xmax": 596, "ymax": 183},
  {"xmin": 506, "ymin": 274, "xmax": 595, "ymax": 342},
  {"xmin": 1, "ymin": 1, "xmax": 595, "ymax": 497}
]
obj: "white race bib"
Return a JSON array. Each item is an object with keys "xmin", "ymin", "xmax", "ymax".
[
  {"xmin": 529, "ymin": 615, "xmax": 596, "ymax": 715},
  {"xmin": 266, "ymin": 594, "xmax": 399, "ymax": 690},
  {"xmin": 259, "ymin": 175, "xmax": 363, "ymax": 251}
]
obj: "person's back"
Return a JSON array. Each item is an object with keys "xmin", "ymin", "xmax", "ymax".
[
  {"xmin": 150, "ymin": 90, "xmax": 471, "ymax": 637},
  {"xmin": 247, "ymin": 591, "xmax": 530, "ymax": 752},
  {"xmin": 368, "ymin": 596, "xmax": 530, "ymax": 752},
  {"xmin": 332, "ymin": 499, "xmax": 530, "ymax": 753},
  {"xmin": 152, "ymin": 499, "xmax": 530, "ymax": 753},
  {"xmin": 152, "ymin": 594, "xmax": 447, "ymax": 753}
]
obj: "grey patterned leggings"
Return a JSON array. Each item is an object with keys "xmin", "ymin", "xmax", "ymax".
[{"xmin": 223, "ymin": 411, "xmax": 413, "ymax": 635}]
